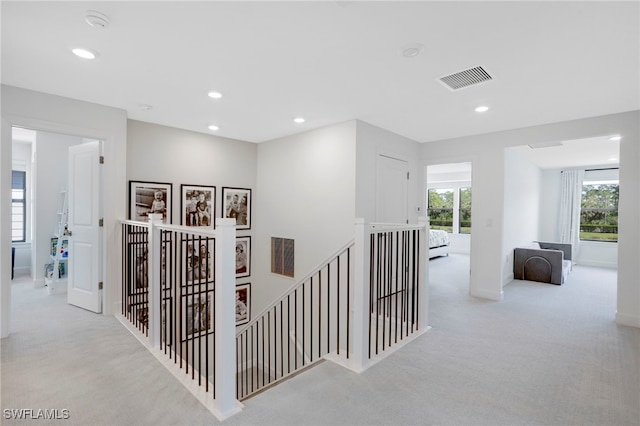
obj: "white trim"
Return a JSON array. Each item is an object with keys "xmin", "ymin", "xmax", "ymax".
[
  {"xmin": 326, "ymin": 326, "xmax": 431, "ymax": 374},
  {"xmin": 470, "ymin": 287, "xmax": 503, "ymax": 301},
  {"xmin": 615, "ymin": 312, "xmax": 640, "ymax": 328}
]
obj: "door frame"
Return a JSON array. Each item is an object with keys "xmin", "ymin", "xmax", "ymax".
[
  {"xmin": 3, "ymin": 117, "xmax": 107, "ymax": 314},
  {"xmin": 376, "ymin": 151, "xmax": 411, "ymax": 224},
  {"xmin": 424, "ymin": 158, "xmax": 474, "ymax": 294}
]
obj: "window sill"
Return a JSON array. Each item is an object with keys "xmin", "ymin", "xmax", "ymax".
[{"xmin": 579, "ymin": 240, "xmax": 618, "ymax": 246}]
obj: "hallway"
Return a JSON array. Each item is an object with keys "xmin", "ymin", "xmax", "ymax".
[{"xmin": 2, "ymin": 257, "xmax": 639, "ymax": 425}]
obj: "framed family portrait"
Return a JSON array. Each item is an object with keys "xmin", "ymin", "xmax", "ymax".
[
  {"xmin": 181, "ymin": 184, "xmax": 216, "ymax": 230},
  {"xmin": 183, "ymin": 239, "xmax": 215, "ymax": 285},
  {"xmin": 235, "ymin": 236, "xmax": 251, "ymax": 278},
  {"xmin": 235, "ymin": 283, "xmax": 251, "ymax": 326},
  {"xmin": 129, "ymin": 181, "xmax": 172, "ymax": 224},
  {"xmin": 182, "ymin": 291, "xmax": 213, "ymax": 340},
  {"xmin": 222, "ymin": 187, "xmax": 251, "ymax": 230},
  {"xmin": 128, "ymin": 241, "xmax": 148, "ymax": 294}
]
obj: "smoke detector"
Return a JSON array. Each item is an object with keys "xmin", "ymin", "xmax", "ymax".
[
  {"xmin": 85, "ymin": 10, "xmax": 110, "ymax": 29},
  {"xmin": 400, "ymin": 43, "xmax": 424, "ymax": 58}
]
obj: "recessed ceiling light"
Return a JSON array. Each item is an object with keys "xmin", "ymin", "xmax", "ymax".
[
  {"xmin": 72, "ymin": 47, "xmax": 98, "ymax": 59},
  {"xmin": 293, "ymin": 117, "xmax": 305, "ymax": 124},
  {"xmin": 208, "ymin": 91, "xmax": 222, "ymax": 99},
  {"xmin": 609, "ymin": 136, "xmax": 621, "ymax": 141},
  {"xmin": 475, "ymin": 105, "xmax": 489, "ymax": 113},
  {"xmin": 608, "ymin": 157, "xmax": 618, "ymax": 162},
  {"xmin": 208, "ymin": 124, "xmax": 219, "ymax": 131}
]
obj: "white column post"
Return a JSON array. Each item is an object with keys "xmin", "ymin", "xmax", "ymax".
[
  {"xmin": 148, "ymin": 213, "xmax": 163, "ymax": 348},
  {"xmin": 351, "ymin": 218, "xmax": 371, "ymax": 372},
  {"xmin": 214, "ymin": 218, "xmax": 240, "ymax": 418},
  {"xmin": 417, "ymin": 216, "xmax": 430, "ymax": 331}
]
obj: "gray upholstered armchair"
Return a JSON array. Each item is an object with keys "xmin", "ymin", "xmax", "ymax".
[{"xmin": 513, "ymin": 242, "xmax": 572, "ymax": 285}]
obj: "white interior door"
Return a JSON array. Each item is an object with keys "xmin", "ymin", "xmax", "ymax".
[
  {"xmin": 67, "ymin": 141, "xmax": 102, "ymax": 313},
  {"xmin": 376, "ymin": 155, "xmax": 409, "ymax": 224}
]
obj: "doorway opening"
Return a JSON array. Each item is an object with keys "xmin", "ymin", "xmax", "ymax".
[
  {"xmin": 507, "ymin": 135, "xmax": 620, "ymax": 270},
  {"xmin": 426, "ymin": 162, "xmax": 473, "ymax": 296},
  {"xmin": 10, "ymin": 125, "xmax": 104, "ymax": 313}
]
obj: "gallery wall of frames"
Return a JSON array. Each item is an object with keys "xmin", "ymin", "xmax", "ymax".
[{"xmin": 129, "ymin": 180, "xmax": 253, "ymax": 328}]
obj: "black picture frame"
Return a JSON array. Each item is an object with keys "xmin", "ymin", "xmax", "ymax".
[
  {"xmin": 235, "ymin": 283, "xmax": 250, "ymax": 326},
  {"xmin": 183, "ymin": 238, "xmax": 215, "ymax": 286},
  {"xmin": 181, "ymin": 184, "xmax": 216, "ymax": 230},
  {"xmin": 235, "ymin": 236, "xmax": 251, "ymax": 278},
  {"xmin": 182, "ymin": 291, "xmax": 213, "ymax": 340},
  {"xmin": 129, "ymin": 180, "xmax": 172, "ymax": 224},
  {"xmin": 222, "ymin": 187, "xmax": 251, "ymax": 230}
]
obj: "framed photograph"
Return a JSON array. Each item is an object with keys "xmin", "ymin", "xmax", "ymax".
[
  {"xmin": 235, "ymin": 283, "xmax": 251, "ymax": 326},
  {"xmin": 222, "ymin": 187, "xmax": 251, "ymax": 230},
  {"xmin": 181, "ymin": 184, "xmax": 216, "ymax": 229},
  {"xmin": 182, "ymin": 291, "xmax": 213, "ymax": 340},
  {"xmin": 129, "ymin": 181, "xmax": 172, "ymax": 224},
  {"xmin": 183, "ymin": 238, "xmax": 215, "ymax": 285},
  {"xmin": 128, "ymin": 241, "xmax": 148, "ymax": 294},
  {"xmin": 136, "ymin": 306, "xmax": 149, "ymax": 328},
  {"xmin": 235, "ymin": 236, "xmax": 251, "ymax": 278}
]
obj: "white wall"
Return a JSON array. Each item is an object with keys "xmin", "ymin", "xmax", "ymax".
[
  {"xmin": 503, "ymin": 148, "xmax": 542, "ymax": 284},
  {"xmin": 539, "ymin": 170, "xmax": 561, "ymax": 241},
  {"xmin": 420, "ymin": 110, "xmax": 640, "ymax": 328},
  {"xmin": 127, "ymin": 120, "xmax": 257, "ymax": 221},
  {"xmin": 355, "ymin": 120, "xmax": 422, "ymax": 223},
  {"xmin": 33, "ymin": 131, "xmax": 83, "ymax": 286},
  {"xmin": 255, "ymin": 121, "xmax": 356, "ymax": 316},
  {"xmin": 1, "ymin": 85, "xmax": 127, "ymax": 337}
]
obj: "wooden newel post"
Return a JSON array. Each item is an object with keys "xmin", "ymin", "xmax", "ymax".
[
  {"xmin": 148, "ymin": 213, "xmax": 163, "ymax": 348},
  {"xmin": 214, "ymin": 218, "xmax": 241, "ymax": 419}
]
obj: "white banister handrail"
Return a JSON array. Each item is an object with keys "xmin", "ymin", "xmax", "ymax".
[
  {"xmin": 118, "ymin": 219, "xmax": 218, "ymax": 238},
  {"xmin": 369, "ymin": 222, "xmax": 427, "ymax": 232},
  {"xmin": 120, "ymin": 219, "xmax": 150, "ymax": 228},
  {"xmin": 155, "ymin": 222, "xmax": 217, "ymax": 238}
]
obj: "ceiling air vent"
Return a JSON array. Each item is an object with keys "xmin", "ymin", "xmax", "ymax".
[{"xmin": 439, "ymin": 66, "xmax": 493, "ymax": 91}]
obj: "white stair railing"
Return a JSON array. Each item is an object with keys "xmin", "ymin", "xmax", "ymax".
[
  {"xmin": 119, "ymin": 216, "xmax": 429, "ymax": 416},
  {"xmin": 119, "ymin": 216, "xmax": 240, "ymax": 420}
]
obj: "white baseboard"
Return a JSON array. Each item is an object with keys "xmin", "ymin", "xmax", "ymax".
[
  {"xmin": 502, "ymin": 273, "xmax": 514, "ymax": 287},
  {"xmin": 326, "ymin": 326, "xmax": 431, "ymax": 374},
  {"xmin": 470, "ymin": 287, "xmax": 503, "ymax": 301},
  {"xmin": 616, "ymin": 312, "xmax": 640, "ymax": 328},
  {"xmin": 575, "ymin": 260, "xmax": 617, "ymax": 269}
]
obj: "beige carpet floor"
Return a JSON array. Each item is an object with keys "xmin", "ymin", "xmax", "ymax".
[{"xmin": 2, "ymin": 255, "xmax": 639, "ymax": 425}]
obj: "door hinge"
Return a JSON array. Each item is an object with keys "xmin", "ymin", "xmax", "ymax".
[
  {"xmin": 407, "ymin": 172, "xmax": 410, "ymax": 180},
  {"xmin": 99, "ymin": 156, "xmax": 104, "ymax": 164},
  {"xmin": 98, "ymin": 282, "xmax": 103, "ymax": 290},
  {"xmin": 99, "ymin": 218, "xmax": 104, "ymax": 227}
]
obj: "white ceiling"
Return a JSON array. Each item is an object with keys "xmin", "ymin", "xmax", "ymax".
[
  {"xmin": 511, "ymin": 135, "xmax": 621, "ymax": 170},
  {"xmin": 2, "ymin": 1, "xmax": 638, "ymax": 144}
]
